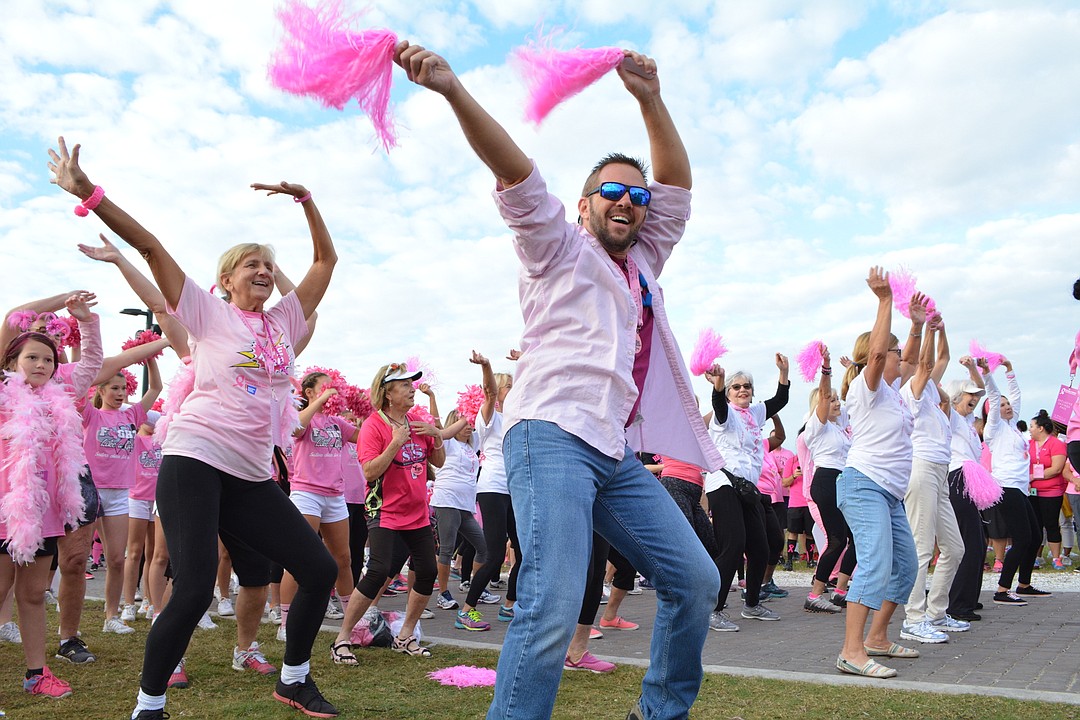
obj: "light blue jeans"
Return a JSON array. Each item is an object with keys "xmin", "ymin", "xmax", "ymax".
[
  {"xmin": 837, "ymin": 468, "xmax": 918, "ymax": 611},
  {"xmin": 489, "ymin": 421, "xmax": 719, "ymax": 720}
]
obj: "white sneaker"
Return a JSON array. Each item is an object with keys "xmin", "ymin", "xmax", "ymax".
[
  {"xmin": 324, "ymin": 600, "xmax": 344, "ymax": 620},
  {"xmin": 138, "ymin": 599, "xmax": 152, "ymax": 616},
  {"xmin": 436, "ymin": 592, "xmax": 459, "ymax": 610},
  {"xmin": 477, "ymin": 590, "xmax": 501, "ymax": 605},
  {"xmin": 276, "ymin": 623, "xmax": 287, "ymax": 642},
  {"xmin": 218, "ymin": 597, "xmax": 235, "ymax": 617},
  {"xmin": 420, "ymin": 608, "xmax": 434, "ymax": 620},
  {"xmin": 0, "ymin": 621, "xmax": 22, "ymax": 643},
  {"xmin": 268, "ymin": 606, "xmax": 282, "ymax": 625},
  {"xmin": 196, "ymin": 611, "xmax": 218, "ymax": 630},
  {"xmin": 134, "ymin": 587, "xmax": 143, "ymax": 602},
  {"xmin": 120, "ymin": 604, "xmax": 137, "ymax": 622},
  {"xmin": 145, "ymin": 605, "xmax": 155, "ymax": 622},
  {"xmin": 627, "ymin": 582, "xmax": 643, "ymax": 596},
  {"xmin": 929, "ymin": 615, "xmax": 971, "ymax": 633},
  {"xmin": 900, "ymin": 620, "xmax": 949, "ymax": 643},
  {"xmin": 103, "ymin": 616, "xmax": 135, "ymax": 634}
]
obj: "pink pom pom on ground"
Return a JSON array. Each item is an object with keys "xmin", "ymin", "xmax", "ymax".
[
  {"xmin": 690, "ymin": 328, "xmax": 728, "ymax": 376},
  {"xmin": 796, "ymin": 341, "xmax": 825, "ymax": 383},
  {"xmin": 511, "ymin": 31, "xmax": 624, "ymax": 125},
  {"xmin": 427, "ymin": 665, "xmax": 497, "ymax": 688},
  {"xmin": 268, "ymin": 0, "xmax": 399, "ymax": 150}
]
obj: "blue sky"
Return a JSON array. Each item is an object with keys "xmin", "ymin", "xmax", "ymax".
[{"xmin": 2, "ymin": 0, "xmax": 1078, "ymax": 435}]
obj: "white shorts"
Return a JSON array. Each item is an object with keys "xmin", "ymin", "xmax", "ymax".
[
  {"xmin": 97, "ymin": 488, "xmax": 130, "ymax": 517},
  {"xmin": 128, "ymin": 499, "xmax": 156, "ymax": 521},
  {"xmin": 290, "ymin": 491, "xmax": 349, "ymax": 524}
]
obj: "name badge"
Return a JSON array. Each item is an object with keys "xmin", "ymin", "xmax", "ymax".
[{"xmin": 1033, "ymin": 464, "xmax": 1045, "ymax": 480}]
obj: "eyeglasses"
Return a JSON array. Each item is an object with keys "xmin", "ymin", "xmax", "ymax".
[
  {"xmin": 585, "ymin": 182, "xmax": 651, "ymax": 207},
  {"xmin": 889, "ymin": 348, "xmax": 902, "ymax": 356},
  {"xmin": 730, "ymin": 383, "xmax": 753, "ymax": 391}
]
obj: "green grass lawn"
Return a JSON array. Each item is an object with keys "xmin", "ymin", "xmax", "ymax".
[{"xmin": 2, "ymin": 601, "xmax": 1079, "ymax": 719}]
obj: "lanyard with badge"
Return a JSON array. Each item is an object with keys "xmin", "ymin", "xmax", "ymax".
[{"xmin": 230, "ymin": 305, "xmax": 290, "ymax": 446}]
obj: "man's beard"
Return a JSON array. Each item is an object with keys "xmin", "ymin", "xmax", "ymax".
[{"xmin": 587, "ymin": 214, "xmax": 639, "ymax": 255}]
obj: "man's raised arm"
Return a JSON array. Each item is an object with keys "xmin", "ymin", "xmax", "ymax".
[{"xmin": 618, "ymin": 51, "xmax": 691, "ymax": 190}]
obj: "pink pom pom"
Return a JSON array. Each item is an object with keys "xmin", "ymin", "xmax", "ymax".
[
  {"xmin": 796, "ymin": 341, "xmax": 825, "ymax": 383},
  {"xmin": 961, "ymin": 459, "xmax": 1003, "ymax": 510},
  {"xmin": 7, "ymin": 310, "xmax": 36, "ymax": 332},
  {"xmin": 689, "ymin": 328, "xmax": 728, "ymax": 376},
  {"xmin": 74, "ymin": 205, "xmax": 89, "ymax": 217},
  {"xmin": 121, "ymin": 369, "xmax": 139, "ymax": 397},
  {"xmin": 456, "ymin": 384, "xmax": 485, "ymax": 425},
  {"xmin": 121, "ymin": 329, "xmax": 164, "ymax": 365},
  {"xmin": 888, "ymin": 267, "xmax": 918, "ymax": 319},
  {"xmin": 268, "ymin": 0, "xmax": 399, "ymax": 151},
  {"xmin": 407, "ymin": 404, "xmax": 437, "ymax": 426},
  {"xmin": 406, "ymin": 356, "xmax": 437, "ymax": 389},
  {"xmin": 968, "ymin": 340, "xmax": 1004, "ymax": 373},
  {"xmin": 427, "ymin": 665, "xmax": 497, "ymax": 688},
  {"xmin": 151, "ymin": 397, "xmax": 164, "ymax": 412},
  {"xmin": 60, "ymin": 316, "xmax": 80, "ymax": 350},
  {"xmin": 511, "ymin": 31, "xmax": 624, "ymax": 125}
]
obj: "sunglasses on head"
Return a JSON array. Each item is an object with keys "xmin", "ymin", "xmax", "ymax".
[{"xmin": 586, "ymin": 182, "xmax": 651, "ymax": 207}]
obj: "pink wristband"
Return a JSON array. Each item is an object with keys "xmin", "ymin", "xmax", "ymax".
[
  {"xmin": 74, "ymin": 186, "xmax": 104, "ymax": 217},
  {"xmin": 294, "ymin": 192, "xmax": 312, "ymax": 204}
]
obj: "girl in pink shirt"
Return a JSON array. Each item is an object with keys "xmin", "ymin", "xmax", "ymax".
[
  {"xmin": 122, "ymin": 416, "xmax": 162, "ymax": 621},
  {"xmin": 82, "ymin": 358, "xmax": 161, "ymax": 633},
  {"xmin": 0, "ymin": 294, "xmax": 100, "ymax": 700},
  {"xmin": 279, "ymin": 371, "xmax": 358, "ymax": 634}
]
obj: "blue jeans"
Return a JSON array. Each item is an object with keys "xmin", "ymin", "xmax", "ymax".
[
  {"xmin": 837, "ymin": 468, "xmax": 917, "ymax": 611},
  {"xmin": 490, "ymin": 421, "xmax": 719, "ymax": 720}
]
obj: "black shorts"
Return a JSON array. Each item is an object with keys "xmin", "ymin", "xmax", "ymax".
[
  {"xmin": 1, "ymin": 536, "xmax": 59, "ymax": 559},
  {"xmin": 983, "ymin": 502, "xmax": 1010, "ymax": 540},
  {"xmin": 787, "ymin": 506, "xmax": 814, "ymax": 535}
]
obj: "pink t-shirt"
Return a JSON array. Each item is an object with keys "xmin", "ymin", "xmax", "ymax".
[
  {"xmin": 1030, "ymin": 435, "xmax": 1068, "ymax": 497},
  {"xmin": 757, "ymin": 447, "xmax": 784, "ymax": 502},
  {"xmin": 1070, "ymin": 329, "xmax": 1080, "ymax": 442},
  {"xmin": 291, "ymin": 414, "xmax": 357, "ymax": 497},
  {"xmin": 162, "ymin": 277, "xmax": 307, "ymax": 482},
  {"xmin": 131, "ymin": 435, "xmax": 162, "ymax": 501},
  {"xmin": 782, "ymin": 452, "xmax": 808, "ymax": 509},
  {"xmin": 658, "ymin": 455, "xmax": 705, "ymax": 487},
  {"xmin": 342, "ymin": 441, "xmax": 365, "ymax": 505},
  {"xmin": 360, "ymin": 413, "xmax": 434, "ymax": 531},
  {"xmin": 82, "ymin": 404, "xmax": 148, "ymax": 490}
]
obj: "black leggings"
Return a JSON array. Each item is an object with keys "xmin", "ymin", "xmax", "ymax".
[
  {"xmin": 467, "ymin": 492, "xmax": 520, "ymax": 607},
  {"xmin": 707, "ymin": 484, "xmax": 767, "ymax": 608},
  {"xmin": 996, "ymin": 487, "xmax": 1041, "ymax": 588},
  {"xmin": 142, "ymin": 456, "xmax": 336, "ymax": 695},
  {"xmin": 577, "ymin": 535, "xmax": 638, "ymax": 625},
  {"xmin": 810, "ymin": 467, "xmax": 857, "ymax": 585},
  {"xmin": 659, "ymin": 476, "xmax": 717, "ymax": 557},
  {"xmin": 947, "ymin": 467, "xmax": 985, "ymax": 616},
  {"xmin": 357, "ymin": 525, "xmax": 436, "ymax": 599},
  {"xmin": 1031, "ymin": 495, "xmax": 1064, "ymax": 544},
  {"xmin": 347, "ymin": 502, "xmax": 369, "ymax": 586},
  {"xmin": 762, "ymin": 498, "xmax": 784, "ymax": 566}
]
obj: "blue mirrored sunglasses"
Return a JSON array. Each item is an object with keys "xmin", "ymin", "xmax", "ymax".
[{"xmin": 586, "ymin": 181, "xmax": 651, "ymax": 207}]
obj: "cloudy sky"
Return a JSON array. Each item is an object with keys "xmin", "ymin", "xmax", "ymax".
[{"xmin": 2, "ymin": 0, "xmax": 1078, "ymax": 435}]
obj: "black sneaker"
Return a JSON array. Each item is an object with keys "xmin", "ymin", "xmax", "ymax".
[
  {"xmin": 57, "ymin": 637, "xmax": 97, "ymax": 664},
  {"xmin": 993, "ymin": 591, "xmax": 1028, "ymax": 605},
  {"xmin": 132, "ymin": 711, "xmax": 170, "ymax": 720},
  {"xmin": 1016, "ymin": 585, "xmax": 1052, "ymax": 597},
  {"xmin": 974, "ymin": 602, "xmax": 984, "ymax": 610},
  {"xmin": 273, "ymin": 675, "xmax": 339, "ymax": 718},
  {"xmin": 952, "ymin": 611, "xmax": 982, "ymax": 621}
]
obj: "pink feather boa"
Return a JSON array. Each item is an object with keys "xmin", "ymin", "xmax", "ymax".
[
  {"xmin": 968, "ymin": 340, "xmax": 1005, "ymax": 374},
  {"xmin": 153, "ymin": 358, "xmax": 195, "ymax": 445},
  {"xmin": 268, "ymin": 0, "xmax": 399, "ymax": 150},
  {"xmin": 456, "ymin": 384, "xmax": 484, "ymax": 425},
  {"xmin": 0, "ymin": 372, "xmax": 86, "ymax": 563},
  {"xmin": 689, "ymin": 329, "xmax": 728, "ymax": 376},
  {"xmin": 427, "ymin": 665, "xmax": 497, "ymax": 687},
  {"xmin": 961, "ymin": 460, "xmax": 1003, "ymax": 510},
  {"xmin": 796, "ymin": 341, "xmax": 825, "ymax": 383},
  {"xmin": 511, "ymin": 32, "xmax": 624, "ymax": 125}
]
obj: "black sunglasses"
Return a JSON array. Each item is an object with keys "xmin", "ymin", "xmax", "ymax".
[{"xmin": 586, "ymin": 182, "xmax": 651, "ymax": 207}]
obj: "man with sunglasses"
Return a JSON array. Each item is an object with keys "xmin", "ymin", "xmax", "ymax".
[{"xmin": 394, "ymin": 41, "xmax": 723, "ymax": 720}]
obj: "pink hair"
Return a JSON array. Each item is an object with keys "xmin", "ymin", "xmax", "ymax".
[
  {"xmin": 511, "ymin": 31, "xmax": 624, "ymax": 125},
  {"xmin": 268, "ymin": 0, "xmax": 399, "ymax": 151},
  {"xmin": 796, "ymin": 341, "xmax": 825, "ymax": 383},
  {"xmin": 689, "ymin": 328, "xmax": 728, "ymax": 376}
]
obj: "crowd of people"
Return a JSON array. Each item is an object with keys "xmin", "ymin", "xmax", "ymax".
[{"xmin": 1, "ymin": 38, "xmax": 1079, "ymax": 720}]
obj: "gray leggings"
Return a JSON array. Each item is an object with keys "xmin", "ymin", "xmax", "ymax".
[{"xmin": 434, "ymin": 506, "xmax": 487, "ymax": 566}]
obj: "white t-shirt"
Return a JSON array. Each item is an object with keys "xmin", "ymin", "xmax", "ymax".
[
  {"xmin": 803, "ymin": 412, "xmax": 851, "ymax": 471},
  {"xmin": 983, "ymin": 373, "xmax": 1029, "ymax": 491},
  {"xmin": 704, "ymin": 402, "xmax": 766, "ymax": 493},
  {"xmin": 948, "ymin": 410, "xmax": 983, "ymax": 472},
  {"xmin": 431, "ymin": 436, "xmax": 481, "ymax": 511},
  {"xmin": 902, "ymin": 382, "xmax": 952, "ymax": 465},
  {"xmin": 475, "ymin": 410, "xmax": 508, "ymax": 495},
  {"xmin": 163, "ymin": 276, "xmax": 306, "ymax": 482},
  {"xmin": 845, "ymin": 374, "xmax": 914, "ymax": 499}
]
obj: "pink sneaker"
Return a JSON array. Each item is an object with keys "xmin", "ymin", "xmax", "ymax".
[
  {"xmin": 233, "ymin": 642, "xmax": 277, "ymax": 675},
  {"xmin": 599, "ymin": 615, "xmax": 639, "ymax": 631},
  {"xmin": 168, "ymin": 658, "xmax": 189, "ymax": 689},
  {"xmin": 589, "ymin": 627, "xmax": 603, "ymax": 640},
  {"xmin": 564, "ymin": 651, "xmax": 616, "ymax": 673},
  {"xmin": 23, "ymin": 667, "xmax": 73, "ymax": 698},
  {"xmin": 992, "ymin": 560, "xmax": 1003, "ymax": 572}
]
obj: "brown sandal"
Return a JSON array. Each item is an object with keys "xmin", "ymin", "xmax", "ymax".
[{"xmin": 331, "ymin": 640, "xmax": 358, "ymax": 666}]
